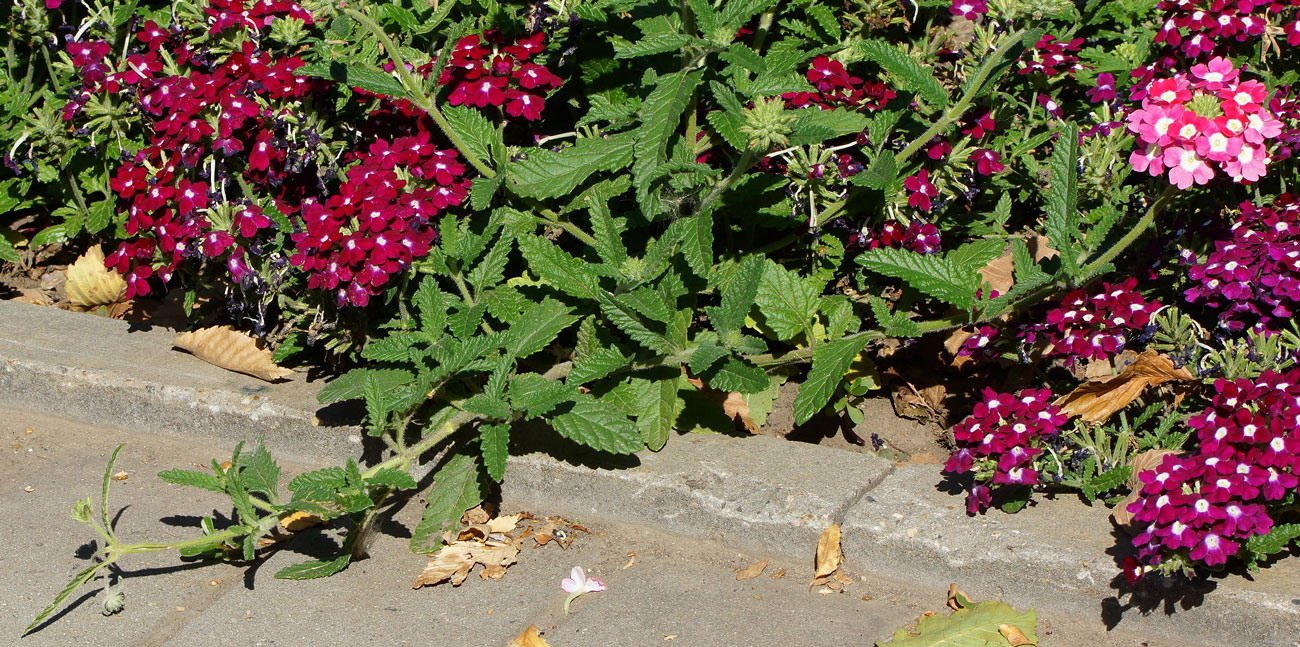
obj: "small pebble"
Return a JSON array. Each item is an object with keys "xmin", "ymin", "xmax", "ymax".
[
  {"xmin": 23, "ymin": 486, "xmax": 35, "ymax": 493},
  {"xmin": 24, "ymin": 428, "xmax": 34, "ymax": 434}
]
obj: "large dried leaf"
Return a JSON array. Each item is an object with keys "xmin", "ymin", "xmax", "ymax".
[
  {"xmin": 412, "ymin": 539, "xmax": 520, "ymax": 588},
  {"xmin": 1053, "ymin": 351, "xmax": 1194, "ymax": 424},
  {"xmin": 814, "ymin": 524, "xmax": 842, "ymax": 580},
  {"xmin": 11, "ymin": 288, "xmax": 52, "ymax": 305},
  {"xmin": 735, "ymin": 558, "xmax": 769, "ymax": 580},
  {"xmin": 508, "ymin": 626, "xmax": 552, "ymax": 647},
  {"xmin": 978, "ymin": 248, "xmax": 1015, "ymax": 295},
  {"xmin": 66, "ymin": 246, "xmax": 127, "ymax": 307},
  {"xmin": 173, "ymin": 325, "xmax": 293, "ymax": 381}
]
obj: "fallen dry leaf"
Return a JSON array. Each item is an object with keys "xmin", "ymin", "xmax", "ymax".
[
  {"xmin": 833, "ymin": 570, "xmax": 854, "ymax": 587},
  {"xmin": 813, "ymin": 524, "xmax": 842, "ymax": 580},
  {"xmin": 624, "ymin": 551, "xmax": 636, "ymax": 569},
  {"xmin": 999, "ymin": 622, "xmax": 1037, "ymax": 646},
  {"xmin": 507, "ymin": 625, "xmax": 551, "ymax": 647},
  {"xmin": 111, "ymin": 471, "xmax": 129, "ymax": 481},
  {"xmin": 1028, "ymin": 235, "xmax": 1059, "ymax": 262},
  {"xmin": 11, "ymin": 288, "xmax": 52, "ymax": 306},
  {"xmin": 978, "ymin": 246, "xmax": 1015, "ymax": 295},
  {"xmin": 1054, "ymin": 351, "xmax": 1195, "ymax": 424},
  {"xmin": 65, "ymin": 246, "xmax": 127, "ymax": 307},
  {"xmin": 173, "ymin": 325, "xmax": 293, "ymax": 381},
  {"xmin": 722, "ymin": 391, "xmax": 760, "ymax": 433},
  {"xmin": 770, "ymin": 568, "xmax": 786, "ymax": 579},
  {"xmin": 735, "ymin": 558, "xmax": 769, "ymax": 580},
  {"xmin": 947, "ymin": 583, "xmax": 975, "ymax": 610},
  {"xmin": 279, "ymin": 510, "xmax": 324, "ymax": 532},
  {"xmin": 413, "ymin": 539, "xmax": 520, "ymax": 588},
  {"xmin": 465, "ymin": 504, "xmax": 493, "ymax": 525},
  {"xmin": 486, "ymin": 514, "xmax": 523, "ymax": 534}
]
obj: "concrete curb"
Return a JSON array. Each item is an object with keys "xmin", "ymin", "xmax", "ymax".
[{"xmin": 2, "ymin": 300, "xmax": 1297, "ymax": 645}]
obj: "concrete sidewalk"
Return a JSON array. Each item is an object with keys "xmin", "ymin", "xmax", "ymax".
[{"xmin": 2, "ymin": 300, "xmax": 1297, "ymax": 645}]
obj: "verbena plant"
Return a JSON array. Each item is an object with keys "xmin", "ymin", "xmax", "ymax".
[{"xmin": 7, "ymin": 0, "xmax": 1300, "ymax": 629}]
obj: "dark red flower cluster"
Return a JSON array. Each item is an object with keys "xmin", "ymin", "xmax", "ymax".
[
  {"xmin": 65, "ymin": 3, "xmax": 320, "ymax": 298},
  {"xmin": 903, "ymin": 170, "xmax": 938, "ymax": 211},
  {"xmin": 1019, "ymin": 278, "xmax": 1162, "ymax": 362},
  {"xmin": 289, "ymin": 131, "xmax": 465, "ymax": 307},
  {"xmin": 438, "ymin": 31, "xmax": 561, "ymax": 121},
  {"xmin": 948, "ymin": 0, "xmax": 989, "ymax": 21},
  {"xmin": 944, "ymin": 388, "xmax": 1068, "ymax": 513},
  {"xmin": 852, "ymin": 219, "xmax": 942, "ymax": 254},
  {"xmin": 1185, "ymin": 194, "xmax": 1300, "ymax": 332},
  {"xmin": 1019, "ymin": 35, "xmax": 1084, "ymax": 77},
  {"xmin": 957, "ymin": 325, "xmax": 1001, "ymax": 358},
  {"xmin": 1153, "ymin": 0, "xmax": 1299, "ymax": 60},
  {"xmin": 1126, "ymin": 369, "xmax": 1300, "ymax": 573},
  {"xmin": 782, "ymin": 56, "xmax": 895, "ymax": 111}
]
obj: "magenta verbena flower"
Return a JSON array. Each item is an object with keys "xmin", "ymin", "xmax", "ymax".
[
  {"xmin": 1185, "ymin": 193, "xmax": 1300, "ymax": 332},
  {"xmin": 943, "ymin": 387, "xmax": 1066, "ymax": 514},
  {"xmin": 1018, "ymin": 278, "xmax": 1161, "ymax": 364},
  {"xmin": 1127, "ymin": 368, "xmax": 1300, "ymax": 572}
]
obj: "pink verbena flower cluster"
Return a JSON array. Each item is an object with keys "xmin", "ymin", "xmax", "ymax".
[
  {"xmin": 438, "ymin": 31, "xmax": 561, "ymax": 121},
  {"xmin": 1154, "ymin": 0, "xmax": 1300, "ymax": 60},
  {"xmin": 1184, "ymin": 194, "xmax": 1300, "ymax": 332},
  {"xmin": 903, "ymin": 170, "xmax": 938, "ymax": 211},
  {"xmin": 944, "ymin": 388, "xmax": 1067, "ymax": 513},
  {"xmin": 289, "ymin": 130, "xmax": 466, "ymax": 307},
  {"xmin": 1126, "ymin": 57, "xmax": 1283, "ymax": 188},
  {"xmin": 1127, "ymin": 369, "xmax": 1300, "ymax": 571},
  {"xmin": 1019, "ymin": 278, "xmax": 1162, "ymax": 363},
  {"xmin": 782, "ymin": 56, "xmax": 895, "ymax": 111},
  {"xmin": 948, "ymin": 0, "xmax": 989, "ymax": 21}
]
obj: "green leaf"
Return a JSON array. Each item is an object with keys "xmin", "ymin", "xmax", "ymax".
[
  {"xmin": 633, "ymin": 69, "xmax": 704, "ymax": 214},
  {"xmin": 505, "ymin": 298, "xmax": 578, "ymax": 358},
  {"xmin": 703, "ymin": 357, "xmax": 771, "ymax": 394},
  {"xmin": 586, "ymin": 198, "xmax": 628, "ymax": 269},
  {"xmin": 101, "ymin": 443, "xmax": 126, "ymax": 532},
  {"xmin": 568, "ymin": 346, "xmax": 632, "ymax": 385},
  {"xmin": 362, "ymin": 333, "xmax": 422, "ymax": 362},
  {"xmin": 0, "ymin": 235, "xmax": 19, "ymax": 263},
  {"xmin": 30, "ymin": 224, "xmax": 69, "ymax": 248},
  {"xmin": 1045, "ymin": 122, "xmax": 1082, "ymax": 277},
  {"xmin": 238, "ymin": 440, "xmax": 281, "ymax": 503},
  {"xmin": 680, "ymin": 210, "xmax": 714, "ymax": 277},
  {"xmin": 613, "ymin": 16, "xmax": 694, "ymax": 59},
  {"xmin": 318, "ymin": 368, "xmax": 413, "ymax": 404},
  {"xmin": 157, "ymin": 468, "xmax": 224, "ymax": 493},
  {"xmin": 467, "ymin": 237, "xmax": 512, "ymax": 290},
  {"xmin": 689, "ymin": 334, "xmax": 730, "ymax": 374},
  {"xmin": 410, "ymin": 452, "xmax": 487, "ymax": 553},
  {"xmin": 463, "ymin": 393, "xmax": 512, "ymax": 420},
  {"xmin": 508, "ymin": 374, "xmax": 578, "ymax": 418},
  {"xmin": 619, "ymin": 287, "xmax": 673, "ymax": 324},
  {"xmin": 755, "ymin": 261, "xmax": 821, "ymax": 342},
  {"xmin": 25, "ymin": 561, "xmax": 106, "ymax": 634},
  {"xmin": 295, "ymin": 61, "xmax": 408, "ymax": 98},
  {"xmin": 788, "ymin": 109, "xmax": 869, "ymax": 146},
  {"xmin": 1243, "ymin": 523, "xmax": 1300, "ymax": 570},
  {"xmin": 947, "ymin": 239, "xmax": 1006, "ymax": 273},
  {"xmin": 875, "ymin": 600, "xmax": 1037, "ymax": 647},
  {"xmin": 551, "ymin": 396, "xmax": 644, "ymax": 454},
  {"xmin": 442, "ymin": 105, "xmax": 500, "ymax": 167},
  {"xmin": 288, "ymin": 466, "xmax": 348, "ymax": 502},
  {"xmin": 516, "ymin": 234, "xmax": 601, "ymax": 300},
  {"xmin": 793, "ymin": 335, "xmax": 873, "ymax": 425},
  {"xmin": 509, "ymin": 132, "xmax": 636, "ymax": 200},
  {"xmin": 478, "ymin": 423, "xmax": 510, "ymax": 482},
  {"xmin": 637, "ymin": 377, "xmax": 682, "ymax": 451},
  {"xmin": 707, "ymin": 81, "xmax": 747, "ymax": 150},
  {"xmin": 856, "ymin": 247, "xmax": 980, "ymax": 310},
  {"xmin": 599, "ymin": 292, "xmax": 674, "ymax": 354},
  {"xmin": 274, "ymin": 554, "xmax": 352, "ymax": 580},
  {"xmin": 366, "ymin": 467, "xmax": 418, "ymax": 490},
  {"xmin": 852, "ymin": 151, "xmax": 897, "ymax": 189},
  {"xmin": 867, "ymin": 295, "xmax": 921, "ymax": 337},
  {"xmin": 272, "ymin": 332, "xmax": 305, "ymax": 364},
  {"xmin": 710, "ymin": 254, "xmax": 764, "ymax": 336},
  {"xmin": 858, "ymin": 40, "xmax": 948, "ymax": 110}
]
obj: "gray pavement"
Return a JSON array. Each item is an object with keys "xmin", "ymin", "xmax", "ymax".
[{"xmin": 3, "ymin": 300, "xmax": 1298, "ymax": 645}]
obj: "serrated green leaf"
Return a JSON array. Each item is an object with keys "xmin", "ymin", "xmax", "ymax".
[
  {"xmin": 794, "ymin": 335, "xmax": 873, "ymax": 425},
  {"xmin": 295, "ymin": 62, "xmax": 408, "ymax": 98},
  {"xmin": 508, "ymin": 374, "xmax": 578, "ymax": 418},
  {"xmin": 366, "ymin": 467, "xmax": 418, "ymax": 490},
  {"xmin": 238, "ymin": 440, "xmax": 281, "ymax": 504},
  {"xmin": 856, "ymin": 247, "xmax": 980, "ymax": 310},
  {"xmin": 0, "ymin": 235, "xmax": 19, "ymax": 263},
  {"xmin": 551, "ymin": 396, "xmax": 644, "ymax": 454},
  {"xmin": 463, "ymin": 393, "xmax": 512, "ymax": 420},
  {"xmin": 516, "ymin": 234, "xmax": 601, "ymax": 300},
  {"xmin": 637, "ymin": 377, "xmax": 681, "ymax": 451},
  {"xmin": 1045, "ymin": 122, "xmax": 1081, "ymax": 277},
  {"xmin": 1243, "ymin": 523, "xmax": 1300, "ymax": 569},
  {"xmin": 288, "ymin": 466, "xmax": 348, "ymax": 502},
  {"xmin": 711, "ymin": 254, "xmax": 764, "ymax": 336},
  {"xmin": 506, "ymin": 298, "xmax": 578, "ymax": 358},
  {"xmin": 707, "ymin": 81, "xmax": 747, "ymax": 150},
  {"xmin": 586, "ymin": 198, "xmax": 628, "ymax": 269},
  {"xmin": 858, "ymin": 40, "xmax": 948, "ymax": 110},
  {"xmin": 478, "ymin": 423, "xmax": 510, "ymax": 482},
  {"xmin": 509, "ymin": 133, "xmax": 636, "ymax": 199},
  {"xmin": 599, "ymin": 291, "xmax": 674, "ymax": 354},
  {"xmin": 411, "ymin": 452, "xmax": 487, "ymax": 553},
  {"xmin": 157, "ymin": 469, "xmax": 225, "ymax": 493},
  {"xmin": 852, "ymin": 151, "xmax": 897, "ymax": 189},
  {"xmin": 703, "ymin": 357, "xmax": 771, "ymax": 394},
  {"xmin": 318, "ymin": 368, "xmax": 414, "ymax": 404},
  {"xmin": 25, "ymin": 561, "xmax": 106, "ymax": 634},
  {"xmin": 362, "ymin": 333, "xmax": 421, "ymax": 362},
  {"xmin": 568, "ymin": 346, "xmax": 632, "ymax": 386},
  {"xmin": 272, "ymin": 332, "xmax": 305, "ymax": 364},
  {"xmin": 442, "ymin": 105, "xmax": 500, "ymax": 169},
  {"xmin": 755, "ymin": 261, "xmax": 821, "ymax": 342},
  {"xmin": 633, "ymin": 69, "xmax": 704, "ymax": 214},
  {"xmin": 867, "ymin": 295, "xmax": 921, "ymax": 337},
  {"xmin": 679, "ymin": 210, "xmax": 715, "ymax": 277},
  {"xmin": 274, "ymin": 554, "xmax": 351, "ymax": 580},
  {"xmin": 689, "ymin": 334, "xmax": 730, "ymax": 374},
  {"xmin": 619, "ymin": 287, "xmax": 673, "ymax": 324},
  {"xmin": 613, "ymin": 16, "xmax": 695, "ymax": 58},
  {"xmin": 947, "ymin": 239, "xmax": 1007, "ymax": 273},
  {"xmin": 788, "ymin": 109, "xmax": 869, "ymax": 147},
  {"xmin": 30, "ymin": 224, "xmax": 69, "ymax": 248},
  {"xmin": 820, "ymin": 295, "xmax": 858, "ymax": 340}
]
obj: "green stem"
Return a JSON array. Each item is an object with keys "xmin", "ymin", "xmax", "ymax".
[
  {"xmin": 343, "ymin": 7, "xmax": 495, "ymax": 179},
  {"xmin": 751, "ymin": 9, "xmax": 776, "ymax": 52},
  {"xmin": 362, "ymin": 410, "xmax": 480, "ymax": 479},
  {"xmin": 107, "ymin": 527, "xmax": 246, "ymax": 557},
  {"xmin": 697, "ymin": 148, "xmax": 758, "ymax": 216},
  {"xmin": 1081, "ymin": 185, "xmax": 1176, "ymax": 272}
]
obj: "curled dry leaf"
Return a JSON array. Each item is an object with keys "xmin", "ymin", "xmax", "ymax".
[
  {"xmin": 173, "ymin": 325, "xmax": 293, "ymax": 382},
  {"xmin": 66, "ymin": 246, "xmax": 127, "ymax": 307},
  {"xmin": 735, "ymin": 558, "xmax": 769, "ymax": 581},
  {"xmin": 999, "ymin": 622, "xmax": 1037, "ymax": 646},
  {"xmin": 507, "ymin": 625, "xmax": 551, "ymax": 647},
  {"xmin": 946, "ymin": 583, "xmax": 975, "ymax": 611},
  {"xmin": 813, "ymin": 524, "xmax": 842, "ymax": 580},
  {"xmin": 1112, "ymin": 449, "xmax": 1181, "ymax": 529},
  {"xmin": 412, "ymin": 539, "xmax": 520, "ymax": 588},
  {"xmin": 1053, "ymin": 351, "xmax": 1195, "ymax": 424},
  {"xmin": 279, "ymin": 510, "xmax": 324, "ymax": 533}
]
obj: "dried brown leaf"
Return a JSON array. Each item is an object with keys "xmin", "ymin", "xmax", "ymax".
[
  {"xmin": 11, "ymin": 288, "xmax": 52, "ymax": 305},
  {"xmin": 813, "ymin": 524, "xmax": 842, "ymax": 580},
  {"xmin": 279, "ymin": 510, "xmax": 323, "ymax": 532},
  {"xmin": 1054, "ymin": 351, "xmax": 1195, "ymax": 424},
  {"xmin": 412, "ymin": 539, "xmax": 519, "ymax": 589},
  {"xmin": 507, "ymin": 625, "xmax": 551, "ymax": 647},
  {"xmin": 486, "ymin": 514, "xmax": 523, "ymax": 534},
  {"xmin": 1028, "ymin": 235, "xmax": 1059, "ymax": 262},
  {"xmin": 832, "ymin": 570, "xmax": 854, "ymax": 586},
  {"xmin": 978, "ymin": 247, "xmax": 1015, "ymax": 295},
  {"xmin": 722, "ymin": 391, "xmax": 760, "ymax": 434},
  {"xmin": 946, "ymin": 583, "xmax": 975, "ymax": 610},
  {"xmin": 1113, "ymin": 449, "xmax": 1181, "ymax": 529},
  {"xmin": 735, "ymin": 558, "xmax": 769, "ymax": 580},
  {"xmin": 66, "ymin": 246, "xmax": 127, "ymax": 307},
  {"xmin": 999, "ymin": 623, "xmax": 1037, "ymax": 646},
  {"xmin": 173, "ymin": 325, "xmax": 293, "ymax": 381}
]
